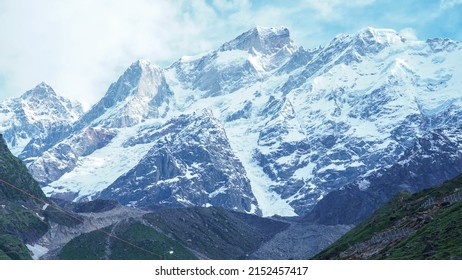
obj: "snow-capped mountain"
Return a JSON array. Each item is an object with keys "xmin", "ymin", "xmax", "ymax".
[
  {"xmin": 0, "ymin": 82, "xmax": 83, "ymax": 156},
  {"xmin": 17, "ymin": 26, "xmax": 462, "ymax": 217}
]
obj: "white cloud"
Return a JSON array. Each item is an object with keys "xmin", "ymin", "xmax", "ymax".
[
  {"xmin": 0, "ymin": 0, "xmax": 378, "ymax": 107},
  {"xmin": 399, "ymin": 27, "xmax": 418, "ymax": 41},
  {"xmin": 0, "ymin": 0, "xmax": 383, "ymax": 106},
  {"xmin": 212, "ymin": 0, "xmax": 250, "ymax": 11},
  {"xmin": 440, "ymin": 0, "xmax": 462, "ymax": 9},
  {"xmin": 302, "ymin": 0, "xmax": 376, "ymax": 19},
  {"xmin": 0, "ymin": 0, "xmax": 225, "ymax": 107},
  {"xmin": 0, "ymin": 0, "xmax": 453, "ymax": 108}
]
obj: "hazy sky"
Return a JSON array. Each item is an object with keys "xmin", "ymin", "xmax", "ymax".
[{"xmin": 1, "ymin": 0, "xmax": 461, "ymax": 108}]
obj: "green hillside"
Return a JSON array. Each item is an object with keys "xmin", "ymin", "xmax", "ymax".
[
  {"xmin": 0, "ymin": 234, "xmax": 33, "ymax": 260},
  {"xmin": 0, "ymin": 135, "xmax": 51, "ymax": 259},
  {"xmin": 58, "ymin": 219, "xmax": 198, "ymax": 260},
  {"xmin": 0, "ymin": 135, "xmax": 47, "ymax": 202},
  {"xmin": 314, "ymin": 173, "xmax": 462, "ymax": 259}
]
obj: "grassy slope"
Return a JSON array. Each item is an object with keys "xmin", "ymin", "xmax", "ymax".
[
  {"xmin": 314, "ymin": 173, "xmax": 462, "ymax": 259},
  {"xmin": 0, "ymin": 234, "xmax": 33, "ymax": 260},
  {"xmin": 0, "ymin": 135, "xmax": 51, "ymax": 259},
  {"xmin": 110, "ymin": 222, "xmax": 197, "ymax": 260},
  {"xmin": 0, "ymin": 136, "xmax": 47, "ymax": 202},
  {"xmin": 59, "ymin": 207, "xmax": 288, "ymax": 260},
  {"xmin": 58, "ymin": 227, "xmax": 108, "ymax": 260},
  {"xmin": 0, "ymin": 204, "xmax": 49, "ymax": 243},
  {"xmin": 58, "ymin": 220, "xmax": 197, "ymax": 260},
  {"xmin": 377, "ymin": 201, "xmax": 462, "ymax": 259}
]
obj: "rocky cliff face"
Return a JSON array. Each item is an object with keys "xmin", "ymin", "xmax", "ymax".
[{"xmin": 28, "ymin": 127, "xmax": 117, "ymax": 186}]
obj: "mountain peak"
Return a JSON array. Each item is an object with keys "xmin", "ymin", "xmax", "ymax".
[
  {"xmin": 132, "ymin": 59, "xmax": 157, "ymax": 69},
  {"xmin": 72, "ymin": 58, "xmax": 171, "ymax": 129},
  {"xmin": 355, "ymin": 27, "xmax": 404, "ymax": 45},
  {"xmin": 220, "ymin": 26, "xmax": 295, "ymax": 54},
  {"xmin": 22, "ymin": 82, "xmax": 57, "ymax": 99},
  {"xmin": 19, "ymin": 83, "xmax": 83, "ymax": 116},
  {"xmin": 326, "ymin": 27, "xmax": 406, "ymax": 58},
  {"xmin": 36, "ymin": 81, "xmax": 53, "ymax": 90},
  {"xmin": 126, "ymin": 59, "xmax": 163, "ymax": 79},
  {"xmin": 254, "ymin": 26, "xmax": 290, "ymax": 37}
]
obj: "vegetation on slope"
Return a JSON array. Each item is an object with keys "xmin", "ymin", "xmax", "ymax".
[
  {"xmin": 376, "ymin": 200, "xmax": 462, "ymax": 259},
  {"xmin": 314, "ymin": 173, "xmax": 462, "ymax": 259},
  {"xmin": 58, "ymin": 226, "xmax": 108, "ymax": 260},
  {"xmin": 0, "ymin": 234, "xmax": 32, "ymax": 260},
  {"xmin": 0, "ymin": 135, "xmax": 47, "ymax": 202},
  {"xmin": 58, "ymin": 219, "xmax": 197, "ymax": 260},
  {"xmin": 0, "ymin": 204, "xmax": 48, "ymax": 243},
  {"xmin": 0, "ymin": 134, "xmax": 51, "ymax": 259},
  {"xmin": 110, "ymin": 221, "xmax": 197, "ymax": 260}
]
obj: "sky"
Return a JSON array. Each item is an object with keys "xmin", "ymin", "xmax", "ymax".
[{"xmin": 1, "ymin": 0, "xmax": 462, "ymax": 108}]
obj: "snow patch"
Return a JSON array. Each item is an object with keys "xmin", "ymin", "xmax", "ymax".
[
  {"xmin": 293, "ymin": 162, "xmax": 316, "ymax": 180},
  {"xmin": 35, "ymin": 213, "xmax": 45, "ymax": 221},
  {"xmin": 26, "ymin": 244, "xmax": 49, "ymax": 260},
  {"xmin": 215, "ymin": 49, "xmax": 248, "ymax": 67},
  {"xmin": 357, "ymin": 179, "xmax": 370, "ymax": 190},
  {"xmin": 209, "ymin": 186, "xmax": 227, "ymax": 198}
]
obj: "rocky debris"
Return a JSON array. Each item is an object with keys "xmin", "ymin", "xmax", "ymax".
[{"xmin": 249, "ymin": 222, "xmax": 352, "ymax": 259}]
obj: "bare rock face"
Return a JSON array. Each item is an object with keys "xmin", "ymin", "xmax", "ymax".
[{"xmin": 99, "ymin": 111, "xmax": 259, "ymax": 214}]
